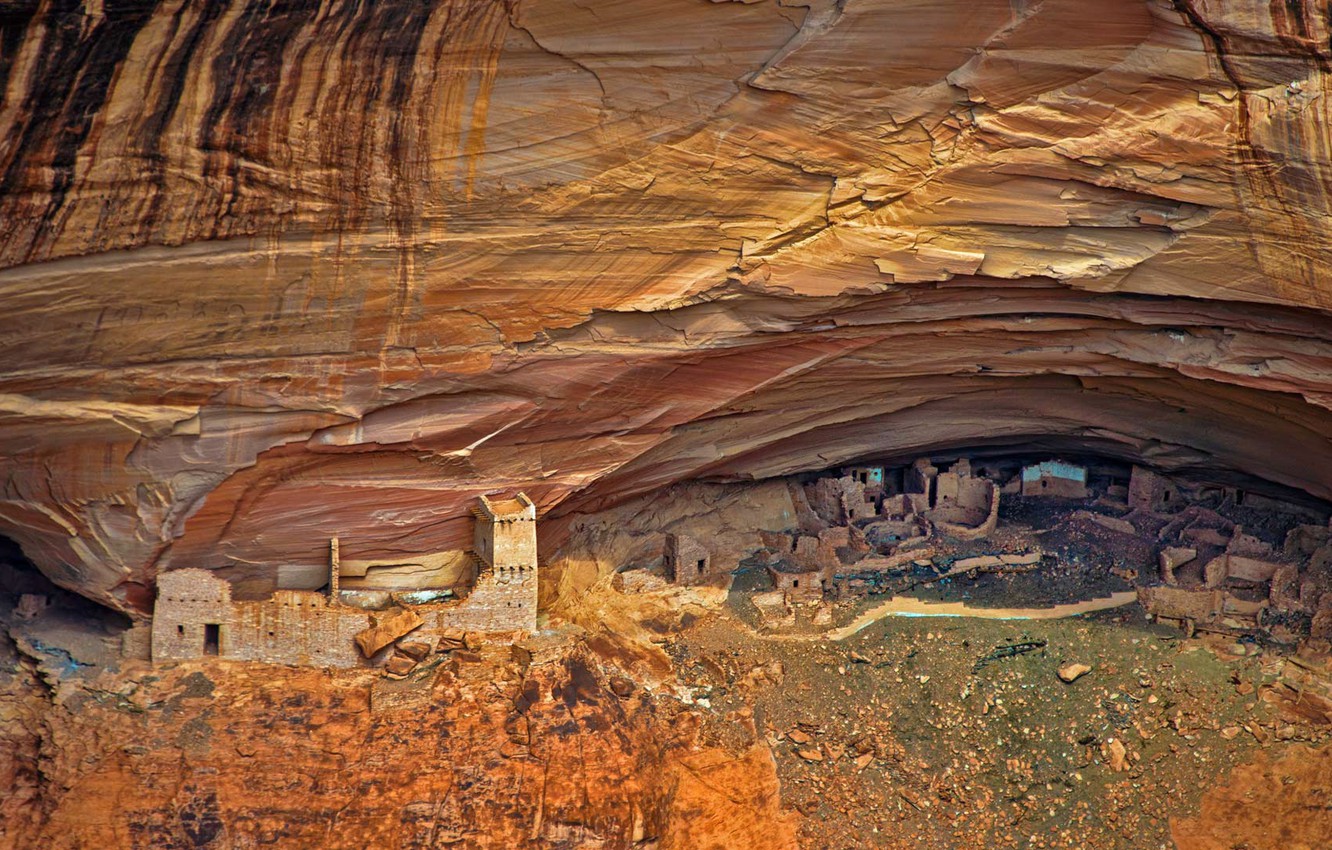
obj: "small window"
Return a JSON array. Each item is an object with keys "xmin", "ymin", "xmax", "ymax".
[
  {"xmin": 177, "ymin": 624, "xmax": 185, "ymax": 636},
  {"xmin": 1163, "ymin": 491, "xmax": 1171, "ymax": 502},
  {"xmin": 792, "ymin": 579, "xmax": 799, "ymax": 588},
  {"xmin": 696, "ymin": 559, "xmax": 706, "ymax": 572}
]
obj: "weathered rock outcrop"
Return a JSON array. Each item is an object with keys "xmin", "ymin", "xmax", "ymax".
[
  {"xmin": 0, "ymin": 0, "xmax": 1330, "ymax": 613},
  {"xmin": 0, "ymin": 641, "xmax": 796, "ymax": 850}
]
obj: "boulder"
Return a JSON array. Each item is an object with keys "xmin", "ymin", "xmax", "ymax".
[
  {"xmin": 354, "ymin": 608, "xmax": 424, "ymax": 658},
  {"xmin": 1057, "ymin": 663, "xmax": 1092, "ymax": 683},
  {"xmin": 436, "ymin": 628, "xmax": 468, "ymax": 652},
  {"xmin": 396, "ymin": 640, "xmax": 432, "ymax": 662},
  {"xmin": 384, "ymin": 653, "xmax": 419, "ymax": 678}
]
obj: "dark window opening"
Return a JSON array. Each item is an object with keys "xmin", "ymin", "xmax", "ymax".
[
  {"xmin": 1163, "ymin": 491, "xmax": 1172, "ymax": 502},
  {"xmin": 792, "ymin": 579, "xmax": 799, "ymax": 588},
  {"xmin": 1041, "ymin": 480, "xmax": 1048, "ymax": 489},
  {"xmin": 203, "ymin": 624, "xmax": 220, "ymax": 656},
  {"xmin": 696, "ymin": 559, "xmax": 706, "ymax": 573},
  {"xmin": 176, "ymin": 624, "xmax": 184, "ymax": 636},
  {"xmin": 1235, "ymin": 489, "xmax": 1246, "ymax": 505},
  {"xmin": 791, "ymin": 538, "xmax": 799, "ymax": 552}
]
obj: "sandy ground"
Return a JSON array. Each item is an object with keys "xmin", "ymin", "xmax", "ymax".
[{"xmin": 668, "ymin": 602, "xmax": 1332, "ymax": 850}]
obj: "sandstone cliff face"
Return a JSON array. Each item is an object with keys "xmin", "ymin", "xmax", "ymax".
[
  {"xmin": 0, "ymin": 642, "xmax": 796, "ymax": 849},
  {"xmin": 0, "ymin": 0, "xmax": 1331, "ymax": 611}
]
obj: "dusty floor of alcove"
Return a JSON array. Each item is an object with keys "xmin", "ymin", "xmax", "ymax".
[{"xmin": 667, "ymin": 604, "xmax": 1331, "ymax": 850}]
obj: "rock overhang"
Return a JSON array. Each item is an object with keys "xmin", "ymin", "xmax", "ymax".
[{"xmin": 0, "ymin": 0, "xmax": 1329, "ymax": 614}]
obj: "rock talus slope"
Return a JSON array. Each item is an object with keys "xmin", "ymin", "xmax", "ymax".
[{"xmin": 0, "ymin": 0, "xmax": 1330, "ymax": 610}]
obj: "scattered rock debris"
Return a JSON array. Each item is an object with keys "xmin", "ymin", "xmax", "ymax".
[{"xmin": 1058, "ymin": 662, "xmax": 1093, "ymax": 683}]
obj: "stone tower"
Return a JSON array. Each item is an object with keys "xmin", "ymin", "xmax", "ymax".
[
  {"xmin": 473, "ymin": 493, "xmax": 537, "ymax": 571},
  {"xmin": 466, "ymin": 493, "xmax": 539, "ymax": 632}
]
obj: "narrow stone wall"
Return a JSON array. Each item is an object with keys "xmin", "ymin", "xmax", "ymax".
[
  {"xmin": 152, "ymin": 568, "xmax": 537, "ymax": 667},
  {"xmin": 427, "ymin": 565, "xmax": 537, "ymax": 633},
  {"xmin": 229, "ymin": 592, "xmax": 371, "ymax": 668}
]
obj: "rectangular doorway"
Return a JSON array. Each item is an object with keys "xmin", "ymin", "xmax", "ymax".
[{"xmin": 203, "ymin": 624, "xmax": 220, "ymax": 656}]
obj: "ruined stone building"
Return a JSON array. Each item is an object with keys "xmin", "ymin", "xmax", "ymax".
[
  {"xmin": 1129, "ymin": 466, "xmax": 1177, "ymax": 511},
  {"xmin": 150, "ymin": 493, "xmax": 540, "ymax": 665},
  {"xmin": 664, "ymin": 532, "xmax": 710, "ymax": 585},
  {"xmin": 908, "ymin": 458, "xmax": 938, "ymax": 505},
  {"xmin": 151, "ymin": 570, "xmax": 369, "ymax": 666},
  {"xmin": 1021, "ymin": 460, "xmax": 1089, "ymax": 498},
  {"xmin": 845, "ymin": 466, "xmax": 885, "ymax": 489},
  {"xmin": 464, "ymin": 493, "xmax": 539, "ymax": 632},
  {"xmin": 767, "ymin": 561, "xmax": 825, "ymax": 604},
  {"xmin": 908, "ymin": 457, "xmax": 1000, "ymax": 539},
  {"xmin": 807, "ymin": 474, "xmax": 877, "ymax": 524}
]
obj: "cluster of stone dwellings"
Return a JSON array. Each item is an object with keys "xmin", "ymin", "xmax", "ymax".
[
  {"xmin": 1125, "ymin": 469, "xmax": 1332, "ymax": 643},
  {"xmin": 661, "ymin": 457, "xmax": 1332, "ymax": 643},
  {"xmin": 762, "ymin": 457, "xmax": 1001, "ymax": 603},
  {"xmin": 150, "ymin": 494, "xmax": 539, "ymax": 667},
  {"xmin": 662, "ymin": 457, "xmax": 1003, "ymax": 623}
]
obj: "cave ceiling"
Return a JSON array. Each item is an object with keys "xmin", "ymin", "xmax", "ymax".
[{"xmin": 0, "ymin": 0, "xmax": 1330, "ymax": 613}]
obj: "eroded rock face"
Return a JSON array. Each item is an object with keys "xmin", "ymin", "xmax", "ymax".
[
  {"xmin": 0, "ymin": 0, "xmax": 1331, "ymax": 612},
  {"xmin": 0, "ymin": 644, "xmax": 796, "ymax": 849}
]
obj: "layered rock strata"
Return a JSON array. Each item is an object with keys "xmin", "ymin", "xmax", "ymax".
[{"xmin": 0, "ymin": 0, "xmax": 1329, "ymax": 613}]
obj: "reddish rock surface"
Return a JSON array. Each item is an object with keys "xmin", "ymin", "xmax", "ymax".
[
  {"xmin": 0, "ymin": 1, "xmax": 1330, "ymax": 613},
  {"xmin": 3, "ymin": 5, "xmax": 1332, "ymax": 846},
  {"xmin": 1172, "ymin": 745, "xmax": 1332, "ymax": 850},
  {"xmin": 0, "ymin": 643, "xmax": 796, "ymax": 850}
]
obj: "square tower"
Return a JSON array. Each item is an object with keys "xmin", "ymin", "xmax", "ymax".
[
  {"xmin": 473, "ymin": 493, "xmax": 537, "ymax": 571},
  {"xmin": 465, "ymin": 493, "xmax": 539, "ymax": 632},
  {"xmin": 151, "ymin": 569, "xmax": 233, "ymax": 661},
  {"xmin": 1128, "ymin": 466, "xmax": 1176, "ymax": 512},
  {"xmin": 664, "ymin": 532, "xmax": 710, "ymax": 585}
]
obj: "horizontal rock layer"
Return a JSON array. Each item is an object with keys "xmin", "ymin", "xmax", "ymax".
[{"xmin": 0, "ymin": 0, "xmax": 1330, "ymax": 611}]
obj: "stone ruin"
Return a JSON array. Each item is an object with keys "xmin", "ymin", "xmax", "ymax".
[
  {"xmin": 663, "ymin": 532, "xmax": 711, "ymax": 585},
  {"xmin": 718, "ymin": 455, "xmax": 1332, "ymax": 666},
  {"xmin": 149, "ymin": 493, "xmax": 540, "ymax": 669},
  {"xmin": 736, "ymin": 456, "xmax": 1005, "ymax": 623},
  {"xmin": 1021, "ymin": 460, "xmax": 1089, "ymax": 499}
]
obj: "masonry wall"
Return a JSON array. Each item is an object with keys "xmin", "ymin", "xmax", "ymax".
[
  {"xmin": 150, "ymin": 570, "xmax": 233, "ymax": 661},
  {"xmin": 425, "ymin": 565, "xmax": 537, "ymax": 632},
  {"xmin": 1022, "ymin": 472, "xmax": 1088, "ymax": 498},
  {"xmin": 665, "ymin": 533, "xmax": 710, "ymax": 584},
  {"xmin": 476, "ymin": 516, "xmax": 537, "ymax": 570},
  {"xmin": 229, "ymin": 592, "xmax": 371, "ymax": 668},
  {"xmin": 1129, "ymin": 467, "xmax": 1176, "ymax": 511},
  {"xmin": 934, "ymin": 481, "xmax": 1000, "ymax": 540}
]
